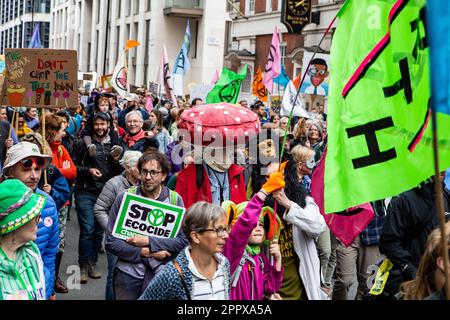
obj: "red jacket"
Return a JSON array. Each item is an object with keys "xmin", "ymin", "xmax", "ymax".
[{"xmin": 176, "ymin": 163, "xmax": 247, "ymax": 209}]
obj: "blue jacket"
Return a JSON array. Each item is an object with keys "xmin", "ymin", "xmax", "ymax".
[
  {"xmin": 38, "ymin": 165, "xmax": 71, "ymax": 211},
  {"xmin": 34, "ymin": 188, "xmax": 60, "ymax": 299}
]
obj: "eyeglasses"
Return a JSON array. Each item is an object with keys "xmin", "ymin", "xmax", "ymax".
[
  {"xmin": 141, "ymin": 169, "xmax": 162, "ymax": 178},
  {"xmin": 197, "ymin": 227, "xmax": 228, "ymax": 237},
  {"xmin": 18, "ymin": 158, "xmax": 46, "ymax": 169},
  {"xmin": 308, "ymin": 67, "xmax": 327, "ymax": 77}
]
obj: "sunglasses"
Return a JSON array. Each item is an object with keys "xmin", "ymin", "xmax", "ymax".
[
  {"xmin": 35, "ymin": 214, "xmax": 42, "ymax": 224},
  {"xmin": 18, "ymin": 158, "xmax": 46, "ymax": 169}
]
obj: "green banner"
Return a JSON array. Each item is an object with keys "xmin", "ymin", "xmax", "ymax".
[
  {"xmin": 112, "ymin": 192, "xmax": 185, "ymax": 240},
  {"xmin": 324, "ymin": 0, "xmax": 450, "ymax": 213},
  {"xmin": 206, "ymin": 66, "xmax": 247, "ymax": 104}
]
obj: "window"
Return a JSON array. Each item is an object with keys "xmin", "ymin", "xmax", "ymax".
[
  {"xmin": 134, "ymin": 0, "xmax": 139, "ymax": 15},
  {"xmin": 126, "ymin": 0, "xmax": 131, "ymax": 16},
  {"xmin": 242, "ymin": 66, "xmax": 252, "ymax": 93},
  {"xmin": 266, "ymin": 0, "xmax": 272, "ymax": 13},
  {"xmin": 147, "ymin": 0, "xmax": 151, "ymax": 11},
  {"xmin": 246, "ymin": 0, "xmax": 255, "ymax": 15},
  {"xmin": 280, "ymin": 43, "xmax": 287, "ymax": 67},
  {"xmin": 117, "ymin": 0, "xmax": 121, "ymax": 18}
]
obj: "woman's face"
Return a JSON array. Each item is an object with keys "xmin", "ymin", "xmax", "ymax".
[
  {"xmin": 15, "ymin": 215, "xmax": 40, "ymax": 243},
  {"xmin": 194, "ymin": 215, "xmax": 229, "ymax": 255},
  {"xmin": 273, "ymin": 116, "xmax": 280, "ymax": 127},
  {"xmin": 149, "ymin": 112, "xmax": 157, "ymax": 123},
  {"xmin": 280, "ymin": 118, "xmax": 288, "ymax": 130},
  {"xmin": 53, "ymin": 127, "xmax": 66, "ymax": 142},
  {"xmin": 18, "ymin": 117, "xmax": 25, "ymax": 129},
  {"xmin": 309, "ymin": 125, "xmax": 320, "ymax": 141}
]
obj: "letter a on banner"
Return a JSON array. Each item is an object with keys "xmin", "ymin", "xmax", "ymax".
[{"xmin": 324, "ymin": 0, "xmax": 450, "ymax": 213}]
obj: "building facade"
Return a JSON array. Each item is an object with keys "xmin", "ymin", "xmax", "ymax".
[
  {"xmin": 0, "ymin": 0, "xmax": 51, "ymax": 53},
  {"xmin": 225, "ymin": 0, "xmax": 344, "ymax": 110},
  {"xmin": 50, "ymin": 0, "xmax": 229, "ymax": 92}
]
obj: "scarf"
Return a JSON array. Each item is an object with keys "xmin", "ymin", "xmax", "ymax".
[
  {"xmin": 123, "ymin": 129, "xmax": 146, "ymax": 148},
  {"xmin": 246, "ymin": 244, "xmax": 261, "ymax": 256}
]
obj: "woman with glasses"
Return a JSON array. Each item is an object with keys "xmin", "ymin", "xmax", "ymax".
[
  {"xmin": 139, "ymin": 201, "xmax": 231, "ymax": 300},
  {"xmin": 0, "ymin": 179, "xmax": 47, "ymax": 300}
]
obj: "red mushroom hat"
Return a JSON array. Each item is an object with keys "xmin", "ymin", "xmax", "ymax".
[{"xmin": 178, "ymin": 103, "xmax": 261, "ymax": 146}]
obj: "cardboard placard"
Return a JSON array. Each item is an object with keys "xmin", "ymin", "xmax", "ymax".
[
  {"xmin": 112, "ymin": 192, "xmax": 185, "ymax": 240},
  {"xmin": 1, "ymin": 49, "xmax": 78, "ymax": 108}
]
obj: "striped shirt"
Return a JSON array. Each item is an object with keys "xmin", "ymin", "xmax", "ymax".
[
  {"xmin": 0, "ymin": 242, "xmax": 46, "ymax": 300},
  {"xmin": 185, "ymin": 247, "xmax": 227, "ymax": 300}
]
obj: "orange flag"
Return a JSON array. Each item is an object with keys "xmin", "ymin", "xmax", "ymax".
[
  {"xmin": 252, "ymin": 66, "xmax": 268, "ymax": 102},
  {"xmin": 292, "ymin": 74, "xmax": 300, "ymax": 90},
  {"xmin": 125, "ymin": 40, "xmax": 140, "ymax": 50}
]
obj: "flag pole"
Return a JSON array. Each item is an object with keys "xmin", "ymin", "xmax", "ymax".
[
  {"xmin": 431, "ymin": 109, "xmax": 450, "ymax": 300},
  {"xmin": 279, "ymin": 14, "xmax": 337, "ymax": 163}
]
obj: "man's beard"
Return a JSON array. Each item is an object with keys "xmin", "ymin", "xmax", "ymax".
[{"xmin": 95, "ymin": 129, "xmax": 108, "ymax": 138}]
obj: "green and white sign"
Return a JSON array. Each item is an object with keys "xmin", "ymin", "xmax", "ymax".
[{"xmin": 112, "ymin": 192, "xmax": 185, "ymax": 240}]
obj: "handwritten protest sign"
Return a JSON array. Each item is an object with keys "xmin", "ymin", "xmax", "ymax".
[
  {"xmin": 112, "ymin": 192, "xmax": 185, "ymax": 240},
  {"xmin": 1, "ymin": 49, "xmax": 78, "ymax": 108}
]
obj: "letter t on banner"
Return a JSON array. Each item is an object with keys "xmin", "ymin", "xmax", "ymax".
[{"xmin": 262, "ymin": 26, "xmax": 281, "ymax": 94}]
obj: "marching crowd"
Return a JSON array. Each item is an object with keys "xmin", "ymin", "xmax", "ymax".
[{"xmin": 0, "ymin": 87, "xmax": 449, "ymax": 301}]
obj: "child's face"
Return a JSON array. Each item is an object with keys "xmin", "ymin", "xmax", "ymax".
[
  {"xmin": 99, "ymin": 102, "xmax": 109, "ymax": 113},
  {"xmin": 248, "ymin": 221, "xmax": 266, "ymax": 245}
]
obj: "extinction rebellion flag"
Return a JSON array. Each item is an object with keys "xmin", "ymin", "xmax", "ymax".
[
  {"xmin": 324, "ymin": 0, "xmax": 450, "ymax": 213},
  {"xmin": 206, "ymin": 66, "xmax": 247, "ymax": 104}
]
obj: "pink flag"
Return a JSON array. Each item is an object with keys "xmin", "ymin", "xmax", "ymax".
[
  {"xmin": 145, "ymin": 95, "xmax": 154, "ymax": 113},
  {"xmin": 158, "ymin": 44, "xmax": 178, "ymax": 107},
  {"xmin": 310, "ymin": 148, "xmax": 375, "ymax": 247},
  {"xmin": 211, "ymin": 69, "xmax": 220, "ymax": 85},
  {"xmin": 262, "ymin": 26, "xmax": 281, "ymax": 94}
]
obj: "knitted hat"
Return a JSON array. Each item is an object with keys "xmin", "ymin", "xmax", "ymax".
[{"xmin": 0, "ymin": 179, "xmax": 46, "ymax": 236}]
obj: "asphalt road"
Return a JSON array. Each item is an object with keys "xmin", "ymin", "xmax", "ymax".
[{"xmin": 55, "ymin": 206, "xmax": 107, "ymax": 300}]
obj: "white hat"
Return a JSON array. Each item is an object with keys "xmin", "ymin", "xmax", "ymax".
[
  {"xmin": 125, "ymin": 93, "xmax": 140, "ymax": 102},
  {"xmin": 2, "ymin": 142, "xmax": 53, "ymax": 175}
]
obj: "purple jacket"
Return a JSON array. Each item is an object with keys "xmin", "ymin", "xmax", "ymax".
[{"xmin": 222, "ymin": 193, "xmax": 283, "ymax": 300}]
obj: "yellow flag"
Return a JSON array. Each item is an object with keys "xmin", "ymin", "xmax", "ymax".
[{"xmin": 125, "ymin": 40, "xmax": 140, "ymax": 50}]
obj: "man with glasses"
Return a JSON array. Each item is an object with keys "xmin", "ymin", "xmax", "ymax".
[
  {"xmin": 72, "ymin": 112, "xmax": 123, "ymax": 284},
  {"xmin": 304, "ymin": 58, "xmax": 329, "ymax": 96},
  {"xmin": 105, "ymin": 150, "xmax": 188, "ymax": 300},
  {"xmin": 2, "ymin": 142, "xmax": 60, "ymax": 300}
]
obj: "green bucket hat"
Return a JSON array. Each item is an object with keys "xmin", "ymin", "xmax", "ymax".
[{"xmin": 0, "ymin": 179, "xmax": 46, "ymax": 236}]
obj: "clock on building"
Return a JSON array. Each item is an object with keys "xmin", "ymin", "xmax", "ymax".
[
  {"xmin": 281, "ymin": 0, "xmax": 313, "ymax": 34},
  {"xmin": 288, "ymin": 0, "xmax": 311, "ymax": 16}
]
